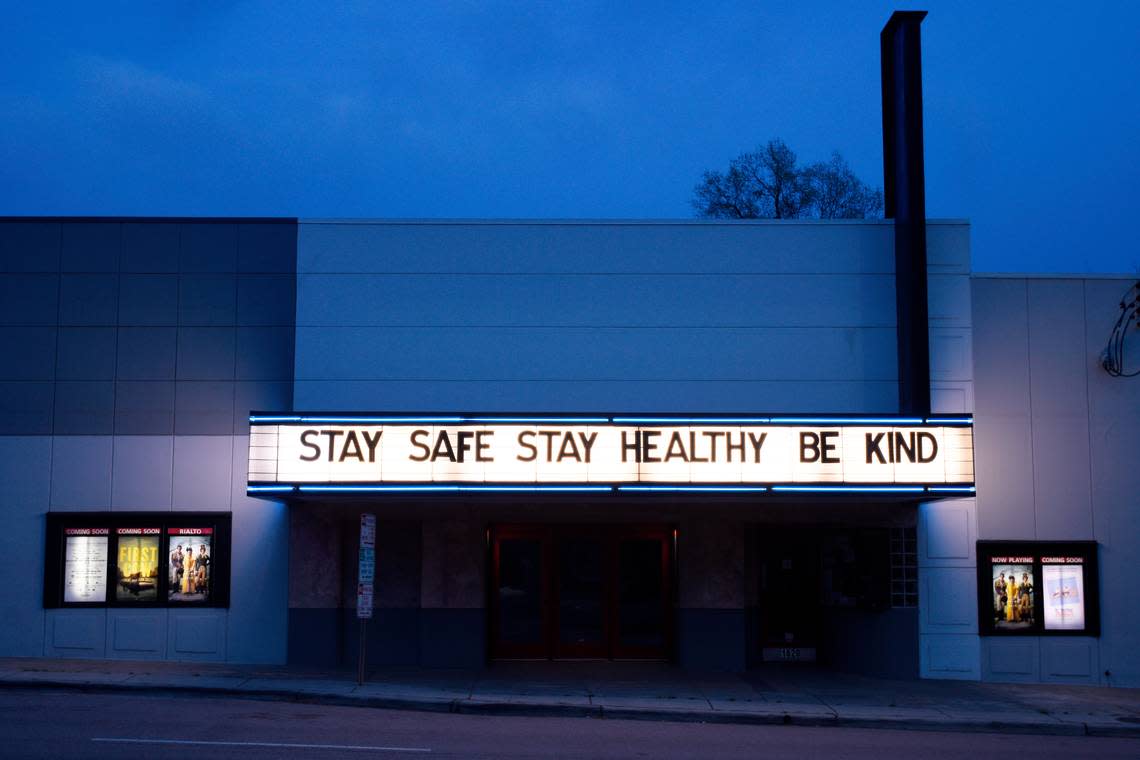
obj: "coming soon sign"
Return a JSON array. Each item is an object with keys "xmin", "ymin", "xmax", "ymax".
[{"xmin": 246, "ymin": 415, "xmax": 974, "ymax": 492}]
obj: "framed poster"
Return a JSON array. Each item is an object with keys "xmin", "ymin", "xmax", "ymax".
[
  {"xmin": 115, "ymin": 528, "xmax": 161, "ymax": 602},
  {"xmin": 45, "ymin": 513, "xmax": 231, "ymax": 608},
  {"xmin": 976, "ymin": 541, "xmax": 1098, "ymax": 636},
  {"xmin": 168, "ymin": 528, "xmax": 213, "ymax": 603},
  {"xmin": 63, "ymin": 528, "xmax": 109, "ymax": 603},
  {"xmin": 986, "ymin": 554, "xmax": 1035, "ymax": 632},
  {"xmin": 1041, "ymin": 556, "xmax": 1086, "ymax": 631}
]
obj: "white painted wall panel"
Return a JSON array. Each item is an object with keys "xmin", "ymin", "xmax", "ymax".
[
  {"xmin": 927, "ymin": 274, "xmax": 971, "ymax": 326},
  {"xmin": 49, "ymin": 436, "xmax": 113, "ymax": 509},
  {"xmin": 929, "ymin": 328, "xmax": 972, "ymax": 382},
  {"xmin": 107, "ymin": 609, "xmax": 167, "ymax": 660},
  {"xmin": 972, "ymin": 279, "xmax": 1035, "ymax": 539},
  {"xmin": 1083, "ymin": 279, "xmax": 1140, "ymax": 687},
  {"xmin": 920, "ymin": 634, "xmax": 980, "ymax": 680},
  {"xmin": 45, "ymin": 609, "xmax": 106, "ymax": 658},
  {"xmin": 925, "ymin": 225, "xmax": 973, "ymax": 419},
  {"xmin": 111, "ymin": 436, "xmax": 173, "ymax": 510},
  {"xmin": 172, "ymin": 436, "xmax": 233, "ymax": 511},
  {"xmin": 0, "ymin": 437, "xmax": 49, "ymax": 656},
  {"xmin": 168, "ymin": 609, "xmax": 226, "ymax": 662},
  {"xmin": 297, "ymin": 274, "xmax": 898, "ymax": 328},
  {"xmin": 918, "ymin": 498, "xmax": 977, "ymax": 568},
  {"xmin": 973, "ymin": 274, "xmax": 1140, "ymax": 686},
  {"xmin": 1041, "ymin": 638, "xmax": 1098, "ymax": 684},
  {"xmin": 296, "ymin": 222, "xmax": 902, "ymax": 415},
  {"xmin": 925, "ymin": 222, "xmax": 971, "ymax": 274},
  {"xmin": 226, "ymin": 435, "xmax": 288, "ymax": 664},
  {"xmin": 292, "ymin": 379, "xmax": 899, "ymax": 414},
  {"xmin": 1027, "ymin": 280, "xmax": 1093, "ymax": 539},
  {"xmin": 982, "ymin": 638, "xmax": 1040, "ymax": 682},
  {"xmin": 298, "ymin": 220, "xmax": 896, "ymax": 275},
  {"xmin": 918, "ymin": 495, "xmax": 979, "ymax": 679},
  {"xmin": 929, "ymin": 382, "xmax": 972, "ymax": 414},
  {"xmin": 920, "ymin": 567, "xmax": 977, "ymax": 631},
  {"xmin": 295, "ymin": 327, "xmax": 898, "ymax": 382}
]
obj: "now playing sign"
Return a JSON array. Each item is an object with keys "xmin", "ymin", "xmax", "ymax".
[{"xmin": 248, "ymin": 415, "xmax": 974, "ymax": 488}]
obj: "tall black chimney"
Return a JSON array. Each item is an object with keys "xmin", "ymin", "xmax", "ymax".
[{"xmin": 881, "ymin": 11, "xmax": 930, "ymax": 416}]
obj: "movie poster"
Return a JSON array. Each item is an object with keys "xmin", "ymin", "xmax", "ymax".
[
  {"xmin": 168, "ymin": 528, "xmax": 213, "ymax": 603},
  {"xmin": 990, "ymin": 556, "xmax": 1035, "ymax": 630},
  {"xmin": 64, "ymin": 528, "xmax": 108, "ymax": 603},
  {"xmin": 115, "ymin": 528, "xmax": 160, "ymax": 602},
  {"xmin": 1042, "ymin": 559, "xmax": 1085, "ymax": 630}
]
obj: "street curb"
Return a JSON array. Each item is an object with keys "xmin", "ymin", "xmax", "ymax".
[{"xmin": 2, "ymin": 677, "xmax": 1138, "ymax": 738}]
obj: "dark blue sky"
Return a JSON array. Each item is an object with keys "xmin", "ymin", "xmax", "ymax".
[{"xmin": 3, "ymin": 2, "xmax": 1137, "ymax": 273}]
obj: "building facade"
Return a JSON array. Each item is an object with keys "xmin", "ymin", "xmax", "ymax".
[{"xmin": 0, "ymin": 217, "xmax": 1135, "ymax": 685}]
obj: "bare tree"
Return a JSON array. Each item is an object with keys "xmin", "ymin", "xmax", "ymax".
[
  {"xmin": 692, "ymin": 140, "xmax": 882, "ymax": 220},
  {"xmin": 803, "ymin": 152, "xmax": 884, "ymax": 219}
]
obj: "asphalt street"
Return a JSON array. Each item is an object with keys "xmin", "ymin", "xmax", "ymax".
[{"xmin": 2, "ymin": 688, "xmax": 1138, "ymax": 759}]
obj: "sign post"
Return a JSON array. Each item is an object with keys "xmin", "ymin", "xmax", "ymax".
[{"xmin": 356, "ymin": 513, "xmax": 376, "ymax": 685}]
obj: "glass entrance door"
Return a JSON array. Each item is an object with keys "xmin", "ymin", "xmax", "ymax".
[
  {"xmin": 490, "ymin": 526, "xmax": 550, "ymax": 659},
  {"xmin": 554, "ymin": 531, "xmax": 608, "ymax": 658},
  {"xmin": 613, "ymin": 529, "xmax": 671, "ymax": 659},
  {"xmin": 759, "ymin": 529, "xmax": 820, "ymax": 662},
  {"xmin": 490, "ymin": 525, "xmax": 672, "ymax": 661}
]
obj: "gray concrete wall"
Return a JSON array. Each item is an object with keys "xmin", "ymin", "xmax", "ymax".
[
  {"xmin": 0, "ymin": 219, "xmax": 295, "ymax": 664},
  {"xmin": 294, "ymin": 220, "xmax": 911, "ymax": 413},
  {"xmin": 972, "ymin": 275, "xmax": 1140, "ymax": 686}
]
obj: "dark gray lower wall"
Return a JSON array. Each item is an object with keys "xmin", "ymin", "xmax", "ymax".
[
  {"xmin": 288, "ymin": 607, "xmax": 485, "ymax": 669},
  {"xmin": 288, "ymin": 608, "xmax": 343, "ymax": 667},
  {"xmin": 290, "ymin": 604, "xmax": 916, "ymax": 675},
  {"xmin": 419, "ymin": 608, "xmax": 486, "ymax": 668},
  {"xmin": 677, "ymin": 608, "xmax": 747, "ymax": 671},
  {"xmin": 818, "ymin": 607, "xmax": 919, "ymax": 679},
  {"xmin": 343, "ymin": 608, "xmax": 420, "ymax": 668}
]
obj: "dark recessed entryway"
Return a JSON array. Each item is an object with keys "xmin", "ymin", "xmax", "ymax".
[{"xmin": 489, "ymin": 525, "xmax": 673, "ymax": 661}]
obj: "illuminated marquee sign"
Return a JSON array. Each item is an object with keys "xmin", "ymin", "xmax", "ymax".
[{"xmin": 247, "ymin": 414, "xmax": 974, "ymax": 495}]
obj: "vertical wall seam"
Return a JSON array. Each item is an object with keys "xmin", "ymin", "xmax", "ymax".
[
  {"xmin": 1024, "ymin": 279, "xmax": 1037, "ymax": 539},
  {"xmin": 1081, "ymin": 281, "xmax": 1096, "ymax": 538},
  {"xmin": 229, "ymin": 252, "xmax": 238, "ymax": 441},
  {"xmin": 45, "ymin": 222, "xmax": 63, "ymax": 530},
  {"xmin": 171, "ymin": 224, "xmax": 182, "ymax": 498},
  {"xmin": 50, "ymin": 223, "xmax": 63, "ymax": 440},
  {"xmin": 109, "ymin": 223, "xmax": 122, "ymax": 508}
]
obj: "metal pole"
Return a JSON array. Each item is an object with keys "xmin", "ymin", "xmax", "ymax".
[{"xmin": 357, "ymin": 619, "xmax": 367, "ymax": 685}]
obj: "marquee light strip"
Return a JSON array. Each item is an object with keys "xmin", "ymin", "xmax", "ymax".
[
  {"xmin": 250, "ymin": 414, "xmax": 974, "ymax": 426},
  {"xmin": 619, "ymin": 485, "xmax": 770, "ymax": 493},
  {"xmin": 292, "ymin": 484, "xmax": 614, "ymax": 494},
  {"xmin": 249, "ymin": 484, "xmax": 975, "ymax": 495},
  {"xmin": 770, "ymin": 485, "xmax": 926, "ymax": 493}
]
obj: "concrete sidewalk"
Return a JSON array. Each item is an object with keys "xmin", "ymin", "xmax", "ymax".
[{"xmin": 2, "ymin": 657, "xmax": 1139, "ymax": 737}]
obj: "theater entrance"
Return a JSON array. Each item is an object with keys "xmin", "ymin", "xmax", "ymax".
[{"xmin": 490, "ymin": 525, "xmax": 674, "ymax": 660}]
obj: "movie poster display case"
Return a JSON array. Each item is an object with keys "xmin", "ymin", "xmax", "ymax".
[
  {"xmin": 44, "ymin": 512, "xmax": 231, "ymax": 608},
  {"xmin": 976, "ymin": 540, "xmax": 1099, "ymax": 636}
]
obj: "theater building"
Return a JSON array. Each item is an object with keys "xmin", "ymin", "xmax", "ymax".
[
  {"xmin": 1, "ymin": 15, "xmax": 1137, "ymax": 686},
  {"xmin": 3, "ymin": 214, "xmax": 1135, "ymax": 684}
]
